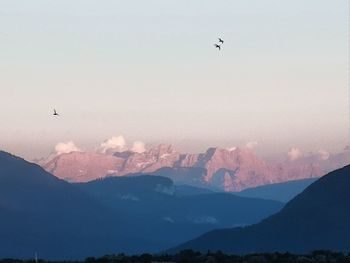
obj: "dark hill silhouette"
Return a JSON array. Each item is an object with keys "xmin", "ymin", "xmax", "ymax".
[
  {"xmin": 169, "ymin": 165, "xmax": 350, "ymax": 254},
  {"xmin": 0, "ymin": 151, "xmax": 140, "ymax": 259},
  {"xmin": 0, "ymin": 151, "xmax": 283, "ymax": 259}
]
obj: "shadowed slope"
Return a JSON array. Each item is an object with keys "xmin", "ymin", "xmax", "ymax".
[
  {"xmin": 169, "ymin": 165, "xmax": 350, "ymax": 254},
  {"xmin": 0, "ymin": 151, "xmax": 132, "ymax": 259}
]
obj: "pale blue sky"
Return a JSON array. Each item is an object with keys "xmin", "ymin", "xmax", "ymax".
[{"xmin": 0, "ymin": 0, "xmax": 348, "ymax": 159}]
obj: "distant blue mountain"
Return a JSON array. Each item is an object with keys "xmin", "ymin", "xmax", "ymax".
[
  {"xmin": 77, "ymin": 176, "xmax": 284, "ymax": 245},
  {"xmin": 0, "ymin": 151, "xmax": 283, "ymax": 259},
  {"xmin": 175, "ymin": 185, "xmax": 214, "ymax": 196},
  {"xmin": 0, "ymin": 151, "xmax": 129, "ymax": 260},
  {"xmin": 169, "ymin": 165, "xmax": 350, "ymax": 254},
  {"xmin": 236, "ymin": 178, "xmax": 318, "ymax": 202}
]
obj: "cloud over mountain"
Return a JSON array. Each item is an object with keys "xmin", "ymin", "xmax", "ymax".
[
  {"xmin": 98, "ymin": 135, "xmax": 126, "ymax": 154},
  {"xmin": 54, "ymin": 141, "xmax": 81, "ymax": 155},
  {"xmin": 131, "ymin": 141, "xmax": 146, "ymax": 153}
]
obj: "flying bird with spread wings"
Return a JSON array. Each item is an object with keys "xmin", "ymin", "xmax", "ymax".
[
  {"xmin": 218, "ymin": 38, "xmax": 224, "ymax": 44},
  {"xmin": 53, "ymin": 109, "xmax": 59, "ymax": 116},
  {"xmin": 214, "ymin": 44, "xmax": 221, "ymax": 50}
]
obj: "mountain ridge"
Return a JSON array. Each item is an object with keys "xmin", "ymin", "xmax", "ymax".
[
  {"xmin": 39, "ymin": 144, "xmax": 350, "ymax": 191},
  {"xmin": 0, "ymin": 150, "xmax": 284, "ymax": 259},
  {"xmin": 168, "ymin": 164, "xmax": 350, "ymax": 254}
]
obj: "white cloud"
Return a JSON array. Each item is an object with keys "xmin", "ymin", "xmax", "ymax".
[
  {"xmin": 245, "ymin": 141, "xmax": 258, "ymax": 150},
  {"xmin": 55, "ymin": 141, "xmax": 81, "ymax": 155},
  {"xmin": 287, "ymin": 147, "xmax": 303, "ymax": 161},
  {"xmin": 318, "ymin": 149, "xmax": 330, "ymax": 160},
  {"xmin": 99, "ymin": 136, "xmax": 126, "ymax": 154},
  {"xmin": 131, "ymin": 141, "xmax": 146, "ymax": 153}
]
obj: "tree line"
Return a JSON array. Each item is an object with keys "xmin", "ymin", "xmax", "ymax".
[{"xmin": 1, "ymin": 250, "xmax": 350, "ymax": 263}]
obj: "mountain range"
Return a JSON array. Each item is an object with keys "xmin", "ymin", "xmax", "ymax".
[
  {"xmin": 169, "ymin": 164, "xmax": 350, "ymax": 254},
  {"xmin": 39, "ymin": 144, "xmax": 350, "ymax": 191},
  {"xmin": 2, "ymin": 149, "xmax": 350, "ymax": 258},
  {"xmin": 0, "ymin": 151, "xmax": 283, "ymax": 259}
]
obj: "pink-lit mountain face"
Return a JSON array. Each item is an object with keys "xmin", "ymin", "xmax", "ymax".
[
  {"xmin": 43, "ymin": 152, "xmax": 125, "ymax": 182},
  {"xmin": 40, "ymin": 144, "xmax": 350, "ymax": 191}
]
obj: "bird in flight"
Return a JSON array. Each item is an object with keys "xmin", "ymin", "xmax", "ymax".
[
  {"xmin": 218, "ymin": 38, "xmax": 224, "ymax": 44},
  {"xmin": 214, "ymin": 44, "xmax": 221, "ymax": 50},
  {"xmin": 53, "ymin": 109, "xmax": 59, "ymax": 116}
]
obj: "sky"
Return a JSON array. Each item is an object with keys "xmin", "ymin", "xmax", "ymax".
[{"xmin": 0, "ymin": 0, "xmax": 348, "ymax": 159}]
